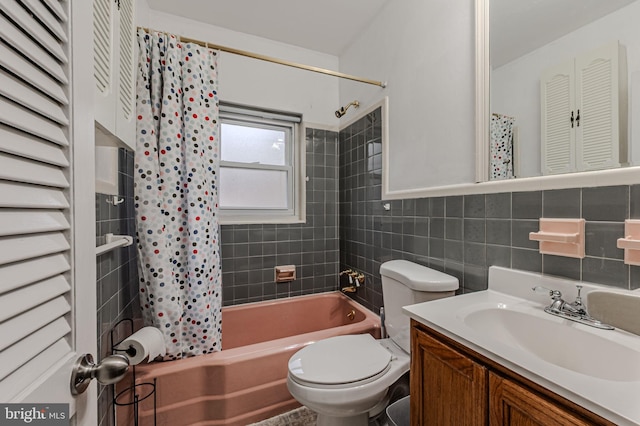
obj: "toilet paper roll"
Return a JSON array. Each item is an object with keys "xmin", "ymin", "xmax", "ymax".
[{"xmin": 116, "ymin": 327, "xmax": 166, "ymax": 365}]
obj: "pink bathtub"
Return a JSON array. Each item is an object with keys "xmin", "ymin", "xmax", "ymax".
[{"xmin": 119, "ymin": 291, "xmax": 381, "ymax": 425}]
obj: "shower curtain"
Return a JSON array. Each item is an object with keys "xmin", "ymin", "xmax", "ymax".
[
  {"xmin": 490, "ymin": 113, "xmax": 515, "ymax": 180},
  {"xmin": 134, "ymin": 30, "xmax": 222, "ymax": 360}
]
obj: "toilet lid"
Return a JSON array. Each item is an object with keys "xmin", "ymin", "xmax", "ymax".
[{"xmin": 288, "ymin": 334, "xmax": 391, "ymax": 385}]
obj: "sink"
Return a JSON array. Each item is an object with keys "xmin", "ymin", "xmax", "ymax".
[
  {"xmin": 463, "ymin": 308, "xmax": 640, "ymax": 382},
  {"xmin": 403, "ymin": 266, "xmax": 640, "ymax": 425}
]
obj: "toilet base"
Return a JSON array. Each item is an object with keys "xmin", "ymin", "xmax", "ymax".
[
  {"xmin": 286, "ymin": 339, "xmax": 410, "ymax": 425},
  {"xmin": 316, "ymin": 412, "xmax": 369, "ymax": 426}
]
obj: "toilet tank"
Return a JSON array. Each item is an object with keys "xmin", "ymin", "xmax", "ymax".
[{"xmin": 380, "ymin": 260, "xmax": 458, "ymax": 352}]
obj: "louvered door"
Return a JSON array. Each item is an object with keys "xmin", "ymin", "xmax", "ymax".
[
  {"xmin": 541, "ymin": 59, "xmax": 575, "ymax": 175},
  {"xmin": 93, "ymin": 0, "xmax": 116, "ymax": 133},
  {"xmin": 116, "ymin": 0, "xmax": 136, "ymax": 142},
  {"xmin": 575, "ymin": 42, "xmax": 622, "ymax": 171},
  {"xmin": 0, "ymin": 0, "xmax": 96, "ymax": 422},
  {"xmin": 541, "ymin": 41, "xmax": 626, "ymax": 176},
  {"xmin": 93, "ymin": 0, "xmax": 136, "ymax": 149}
]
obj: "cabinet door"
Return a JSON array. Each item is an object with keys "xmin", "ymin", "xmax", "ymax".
[
  {"xmin": 541, "ymin": 59, "xmax": 576, "ymax": 175},
  {"xmin": 93, "ymin": 0, "xmax": 136, "ymax": 149},
  {"xmin": 489, "ymin": 373, "xmax": 591, "ymax": 426},
  {"xmin": 411, "ymin": 327, "xmax": 488, "ymax": 426},
  {"xmin": 575, "ymin": 42, "xmax": 621, "ymax": 171},
  {"xmin": 93, "ymin": 0, "xmax": 117, "ymax": 132},
  {"xmin": 115, "ymin": 0, "xmax": 136, "ymax": 144}
]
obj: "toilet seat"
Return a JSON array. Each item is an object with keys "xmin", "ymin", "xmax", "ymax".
[{"xmin": 288, "ymin": 334, "xmax": 392, "ymax": 387}]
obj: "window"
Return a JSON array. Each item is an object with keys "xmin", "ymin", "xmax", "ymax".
[{"xmin": 219, "ymin": 103, "xmax": 305, "ymax": 223}]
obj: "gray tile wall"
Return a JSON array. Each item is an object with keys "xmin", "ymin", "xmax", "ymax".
[
  {"xmin": 220, "ymin": 128, "xmax": 340, "ymax": 306},
  {"xmin": 97, "ymin": 119, "xmax": 639, "ymax": 425},
  {"xmin": 339, "ymin": 107, "xmax": 640, "ymax": 314},
  {"xmin": 95, "ymin": 148, "xmax": 140, "ymax": 426}
]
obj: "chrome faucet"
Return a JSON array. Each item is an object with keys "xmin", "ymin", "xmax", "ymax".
[
  {"xmin": 537, "ymin": 285, "xmax": 586, "ymax": 316},
  {"xmin": 532, "ymin": 285, "xmax": 613, "ymax": 330}
]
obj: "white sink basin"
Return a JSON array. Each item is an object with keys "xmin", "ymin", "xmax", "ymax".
[{"xmin": 463, "ymin": 308, "xmax": 640, "ymax": 382}]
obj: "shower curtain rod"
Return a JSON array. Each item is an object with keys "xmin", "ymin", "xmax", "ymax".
[{"xmin": 138, "ymin": 26, "xmax": 387, "ymax": 88}]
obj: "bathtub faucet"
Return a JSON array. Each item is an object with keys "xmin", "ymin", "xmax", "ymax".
[
  {"xmin": 340, "ymin": 269, "xmax": 365, "ymax": 285},
  {"xmin": 340, "ymin": 269, "xmax": 363, "ymax": 294}
]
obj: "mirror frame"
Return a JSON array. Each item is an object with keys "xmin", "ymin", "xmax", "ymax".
[
  {"xmin": 381, "ymin": 0, "xmax": 640, "ymax": 201},
  {"xmin": 476, "ymin": 0, "xmax": 490, "ymax": 184}
]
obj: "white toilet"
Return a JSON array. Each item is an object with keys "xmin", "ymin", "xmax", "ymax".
[{"xmin": 287, "ymin": 259, "xmax": 459, "ymax": 426}]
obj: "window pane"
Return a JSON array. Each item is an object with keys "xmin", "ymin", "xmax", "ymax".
[
  {"xmin": 221, "ymin": 123, "xmax": 287, "ymax": 166},
  {"xmin": 219, "ymin": 167, "xmax": 289, "ymax": 209}
]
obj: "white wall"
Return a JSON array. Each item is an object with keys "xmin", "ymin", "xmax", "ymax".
[
  {"xmin": 339, "ymin": 0, "xmax": 477, "ymax": 192},
  {"xmin": 492, "ymin": 1, "xmax": 640, "ymax": 177},
  {"xmin": 136, "ymin": 1, "xmax": 340, "ymax": 128}
]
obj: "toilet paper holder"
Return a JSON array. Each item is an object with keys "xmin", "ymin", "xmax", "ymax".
[{"xmin": 110, "ymin": 318, "xmax": 157, "ymax": 426}]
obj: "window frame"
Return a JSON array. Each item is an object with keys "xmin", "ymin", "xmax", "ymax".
[{"xmin": 218, "ymin": 103, "xmax": 305, "ymax": 224}]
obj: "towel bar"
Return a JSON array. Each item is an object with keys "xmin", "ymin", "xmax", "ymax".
[{"xmin": 96, "ymin": 233, "xmax": 133, "ymax": 256}]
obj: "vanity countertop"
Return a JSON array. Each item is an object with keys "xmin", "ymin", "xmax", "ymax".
[{"xmin": 402, "ymin": 266, "xmax": 640, "ymax": 426}]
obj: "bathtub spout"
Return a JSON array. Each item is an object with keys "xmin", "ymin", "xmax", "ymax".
[{"xmin": 341, "ymin": 286, "xmax": 357, "ymax": 294}]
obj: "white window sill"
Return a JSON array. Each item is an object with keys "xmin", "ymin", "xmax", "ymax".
[{"xmin": 219, "ymin": 215, "xmax": 306, "ymax": 226}]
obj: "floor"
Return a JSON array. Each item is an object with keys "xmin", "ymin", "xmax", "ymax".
[
  {"xmin": 253, "ymin": 375, "xmax": 409, "ymax": 425},
  {"xmin": 249, "ymin": 407, "xmax": 317, "ymax": 426},
  {"xmin": 249, "ymin": 406, "xmax": 394, "ymax": 426}
]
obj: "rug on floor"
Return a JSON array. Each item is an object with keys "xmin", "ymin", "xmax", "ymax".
[{"xmin": 249, "ymin": 407, "xmax": 317, "ymax": 426}]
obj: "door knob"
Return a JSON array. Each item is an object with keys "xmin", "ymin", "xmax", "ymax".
[{"xmin": 70, "ymin": 354, "xmax": 130, "ymax": 395}]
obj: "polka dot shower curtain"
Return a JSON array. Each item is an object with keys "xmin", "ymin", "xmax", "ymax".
[{"xmin": 134, "ymin": 30, "xmax": 222, "ymax": 359}]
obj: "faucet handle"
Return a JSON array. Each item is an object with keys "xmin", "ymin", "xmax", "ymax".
[
  {"xmin": 573, "ymin": 285, "xmax": 584, "ymax": 306},
  {"xmin": 532, "ymin": 286, "xmax": 562, "ymax": 299}
]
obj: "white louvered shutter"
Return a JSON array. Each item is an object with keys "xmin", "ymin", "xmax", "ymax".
[
  {"xmin": 576, "ymin": 42, "xmax": 621, "ymax": 171},
  {"xmin": 94, "ymin": 0, "xmax": 116, "ymax": 133},
  {"xmin": 94, "ymin": 0, "xmax": 135, "ymax": 148},
  {"xmin": 541, "ymin": 59, "xmax": 576, "ymax": 175},
  {"xmin": 117, "ymin": 0, "xmax": 136, "ymax": 142},
  {"xmin": 94, "ymin": 0, "xmax": 112, "ymax": 95},
  {"xmin": 0, "ymin": 0, "xmax": 73, "ymax": 400}
]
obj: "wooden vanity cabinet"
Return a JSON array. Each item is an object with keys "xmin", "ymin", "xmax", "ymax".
[
  {"xmin": 410, "ymin": 321, "xmax": 487, "ymax": 425},
  {"xmin": 490, "ymin": 373, "xmax": 593, "ymax": 426},
  {"xmin": 410, "ymin": 320, "xmax": 615, "ymax": 426}
]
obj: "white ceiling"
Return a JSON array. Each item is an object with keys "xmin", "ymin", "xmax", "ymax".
[
  {"xmin": 146, "ymin": 0, "xmax": 389, "ymax": 56},
  {"xmin": 491, "ymin": 0, "xmax": 637, "ymax": 67},
  {"xmin": 147, "ymin": 1, "xmax": 637, "ymax": 67}
]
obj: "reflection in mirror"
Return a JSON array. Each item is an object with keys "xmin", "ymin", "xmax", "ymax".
[{"xmin": 488, "ymin": 0, "xmax": 639, "ymax": 180}]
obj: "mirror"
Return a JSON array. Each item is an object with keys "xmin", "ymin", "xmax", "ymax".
[{"xmin": 486, "ymin": 0, "xmax": 639, "ymax": 181}]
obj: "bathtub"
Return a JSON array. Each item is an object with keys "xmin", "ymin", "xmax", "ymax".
[{"xmin": 118, "ymin": 291, "xmax": 381, "ymax": 426}]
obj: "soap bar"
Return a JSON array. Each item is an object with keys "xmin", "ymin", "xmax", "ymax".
[{"xmin": 587, "ymin": 291, "xmax": 640, "ymax": 336}]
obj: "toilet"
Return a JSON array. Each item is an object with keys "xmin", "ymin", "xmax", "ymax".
[{"xmin": 286, "ymin": 259, "xmax": 458, "ymax": 426}]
